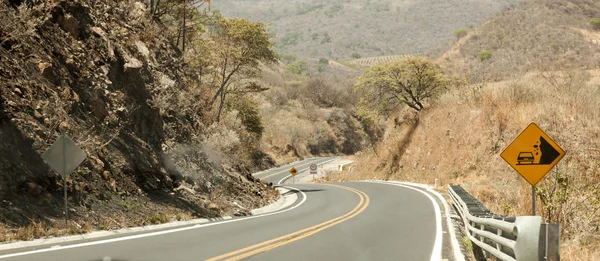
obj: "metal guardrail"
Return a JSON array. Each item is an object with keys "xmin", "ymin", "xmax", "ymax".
[{"xmin": 448, "ymin": 185, "xmax": 560, "ymax": 261}]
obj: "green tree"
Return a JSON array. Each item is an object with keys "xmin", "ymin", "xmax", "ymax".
[
  {"xmin": 321, "ymin": 32, "xmax": 331, "ymax": 44},
  {"xmin": 208, "ymin": 17, "xmax": 277, "ymax": 122},
  {"xmin": 231, "ymin": 96, "xmax": 264, "ymax": 138},
  {"xmin": 453, "ymin": 29, "xmax": 467, "ymax": 40},
  {"xmin": 285, "ymin": 60, "xmax": 309, "ymax": 75},
  {"xmin": 351, "ymin": 53, "xmax": 361, "ymax": 59},
  {"xmin": 281, "ymin": 54, "xmax": 297, "ymax": 64},
  {"xmin": 317, "ymin": 57, "xmax": 329, "ymax": 72},
  {"xmin": 354, "ymin": 57, "xmax": 451, "ymax": 116}
]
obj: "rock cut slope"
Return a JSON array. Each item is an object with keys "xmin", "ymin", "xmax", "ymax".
[{"xmin": 0, "ymin": 0, "xmax": 276, "ymax": 240}]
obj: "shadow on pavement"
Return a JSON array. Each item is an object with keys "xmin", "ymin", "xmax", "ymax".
[{"xmin": 298, "ymin": 189, "xmax": 325, "ymax": 193}]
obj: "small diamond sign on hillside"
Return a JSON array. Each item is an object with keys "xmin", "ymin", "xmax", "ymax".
[
  {"xmin": 42, "ymin": 134, "xmax": 87, "ymax": 177},
  {"xmin": 42, "ymin": 134, "xmax": 87, "ymax": 226}
]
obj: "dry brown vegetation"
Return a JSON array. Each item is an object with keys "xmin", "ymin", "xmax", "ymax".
[
  {"xmin": 343, "ymin": 0, "xmax": 600, "ymax": 259},
  {"xmin": 439, "ymin": 0, "xmax": 600, "ymax": 82},
  {"xmin": 213, "ymin": 0, "xmax": 520, "ymax": 60},
  {"xmin": 347, "ymin": 70, "xmax": 600, "ymax": 260},
  {"xmin": 255, "ymin": 65, "xmax": 372, "ymax": 163}
]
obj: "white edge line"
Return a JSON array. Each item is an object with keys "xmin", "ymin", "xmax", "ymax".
[
  {"xmin": 426, "ymin": 185, "xmax": 465, "ymax": 261},
  {"xmin": 278, "ymin": 158, "xmax": 337, "ymax": 185},
  {"xmin": 381, "ymin": 181, "xmax": 465, "ymax": 261},
  {"xmin": 362, "ymin": 180, "xmax": 443, "ymax": 261},
  {"xmin": 0, "ymin": 186, "xmax": 308, "ymax": 260}
]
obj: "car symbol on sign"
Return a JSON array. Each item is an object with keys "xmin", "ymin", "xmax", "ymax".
[{"xmin": 517, "ymin": 152, "xmax": 535, "ymax": 165}]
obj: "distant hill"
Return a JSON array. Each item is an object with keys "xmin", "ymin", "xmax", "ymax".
[
  {"xmin": 212, "ymin": 0, "xmax": 521, "ymax": 60},
  {"xmin": 438, "ymin": 0, "xmax": 600, "ymax": 82}
]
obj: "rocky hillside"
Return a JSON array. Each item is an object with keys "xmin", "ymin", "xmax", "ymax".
[{"xmin": 0, "ymin": 0, "xmax": 278, "ymax": 240}]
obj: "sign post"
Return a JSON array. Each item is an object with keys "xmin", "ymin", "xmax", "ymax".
[
  {"xmin": 310, "ymin": 164, "xmax": 318, "ymax": 182},
  {"xmin": 289, "ymin": 167, "xmax": 298, "ymax": 184},
  {"xmin": 500, "ymin": 123, "xmax": 565, "ymax": 216},
  {"xmin": 42, "ymin": 134, "xmax": 87, "ymax": 228}
]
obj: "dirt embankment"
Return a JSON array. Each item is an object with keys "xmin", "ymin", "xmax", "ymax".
[
  {"xmin": 0, "ymin": 0, "xmax": 277, "ymax": 241},
  {"xmin": 346, "ymin": 0, "xmax": 600, "ymax": 259}
]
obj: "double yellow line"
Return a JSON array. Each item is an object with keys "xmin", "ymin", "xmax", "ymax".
[{"xmin": 205, "ymin": 184, "xmax": 370, "ymax": 261}]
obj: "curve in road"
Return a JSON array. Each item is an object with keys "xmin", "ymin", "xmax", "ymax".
[{"xmin": 0, "ymin": 158, "xmax": 443, "ymax": 261}]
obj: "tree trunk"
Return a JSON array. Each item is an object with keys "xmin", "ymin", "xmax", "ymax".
[
  {"xmin": 182, "ymin": 0, "xmax": 187, "ymax": 54},
  {"xmin": 416, "ymin": 101, "xmax": 424, "ymax": 111},
  {"xmin": 216, "ymin": 90, "xmax": 226, "ymax": 122}
]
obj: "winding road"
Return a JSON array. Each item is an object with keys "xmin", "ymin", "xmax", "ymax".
[{"xmin": 0, "ymin": 157, "xmax": 452, "ymax": 261}]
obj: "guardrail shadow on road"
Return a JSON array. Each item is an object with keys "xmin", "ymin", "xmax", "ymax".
[{"xmin": 297, "ymin": 189, "xmax": 325, "ymax": 193}]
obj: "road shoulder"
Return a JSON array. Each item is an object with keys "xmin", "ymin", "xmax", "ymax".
[
  {"xmin": 360, "ymin": 180, "xmax": 465, "ymax": 261},
  {"xmin": 0, "ymin": 186, "xmax": 298, "ymax": 253}
]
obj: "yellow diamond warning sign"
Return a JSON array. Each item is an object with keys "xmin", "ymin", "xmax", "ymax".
[
  {"xmin": 501, "ymin": 122, "xmax": 565, "ymax": 186},
  {"xmin": 289, "ymin": 167, "xmax": 298, "ymax": 176}
]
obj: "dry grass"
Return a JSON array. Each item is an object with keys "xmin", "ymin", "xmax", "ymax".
[
  {"xmin": 563, "ymin": 244, "xmax": 600, "ymax": 261},
  {"xmin": 348, "ymin": 69, "xmax": 600, "ymax": 260},
  {"xmin": 0, "ymin": 219, "xmax": 95, "ymax": 243},
  {"xmin": 213, "ymin": 0, "xmax": 519, "ymax": 60}
]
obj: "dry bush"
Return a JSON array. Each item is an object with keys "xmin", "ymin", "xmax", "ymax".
[
  {"xmin": 255, "ymin": 66, "xmax": 367, "ymax": 162},
  {"xmin": 0, "ymin": 3, "xmax": 45, "ymax": 50}
]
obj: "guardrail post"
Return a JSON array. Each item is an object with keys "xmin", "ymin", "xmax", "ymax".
[
  {"xmin": 496, "ymin": 228, "xmax": 502, "ymax": 252},
  {"xmin": 539, "ymin": 223, "xmax": 560, "ymax": 261},
  {"xmin": 514, "ymin": 216, "xmax": 542, "ymax": 261}
]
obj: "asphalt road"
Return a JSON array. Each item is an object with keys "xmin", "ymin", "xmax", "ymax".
[
  {"xmin": 0, "ymin": 158, "xmax": 442, "ymax": 261},
  {"xmin": 252, "ymin": 157, "xmax": 338, "ymax": 185}
]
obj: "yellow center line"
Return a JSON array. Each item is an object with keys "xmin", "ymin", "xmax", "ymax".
[
  {"xmin": 205, "ymin": 184, "xmax": 370, "ymax": 261},
  {"xmin": 258, "ymin": 160, "xmax": 320, "ymax": 180}
]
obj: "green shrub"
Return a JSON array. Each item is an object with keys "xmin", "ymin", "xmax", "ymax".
[
  {"xmin": 320, "ymin": 33, "xmax": 331, "ymax": 44},
  {"xmin": 590, "ymin": 18, "xmax": 600, "ymax": 30},
  {"xmin": 478, "ymin": 50, "xmax": 492, "ymax": 61},
  {"xmin": 454, "ymin": 29, "xmax": 467, "ymax": 40},
  {"xmin": 281, "ymin": 54, "xmax": 297, "ymax": 64},
  {"xmin": 285, "ymin": 60, "xmax": 309, "ymax": 75},
  {"xmin": 280, "ymin": 32, "xmax": 301, "ymax": 46},
  {"xmin": 351, "ymin": 53, "xmax": 361, "ymax": 59},
  {"xmin": 311, "ymin": 32, "xmax": 319, "ymax": 41},
  {"xmin": 295, "ymin": 3, "xmax": 324, "ymax": 15}
]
